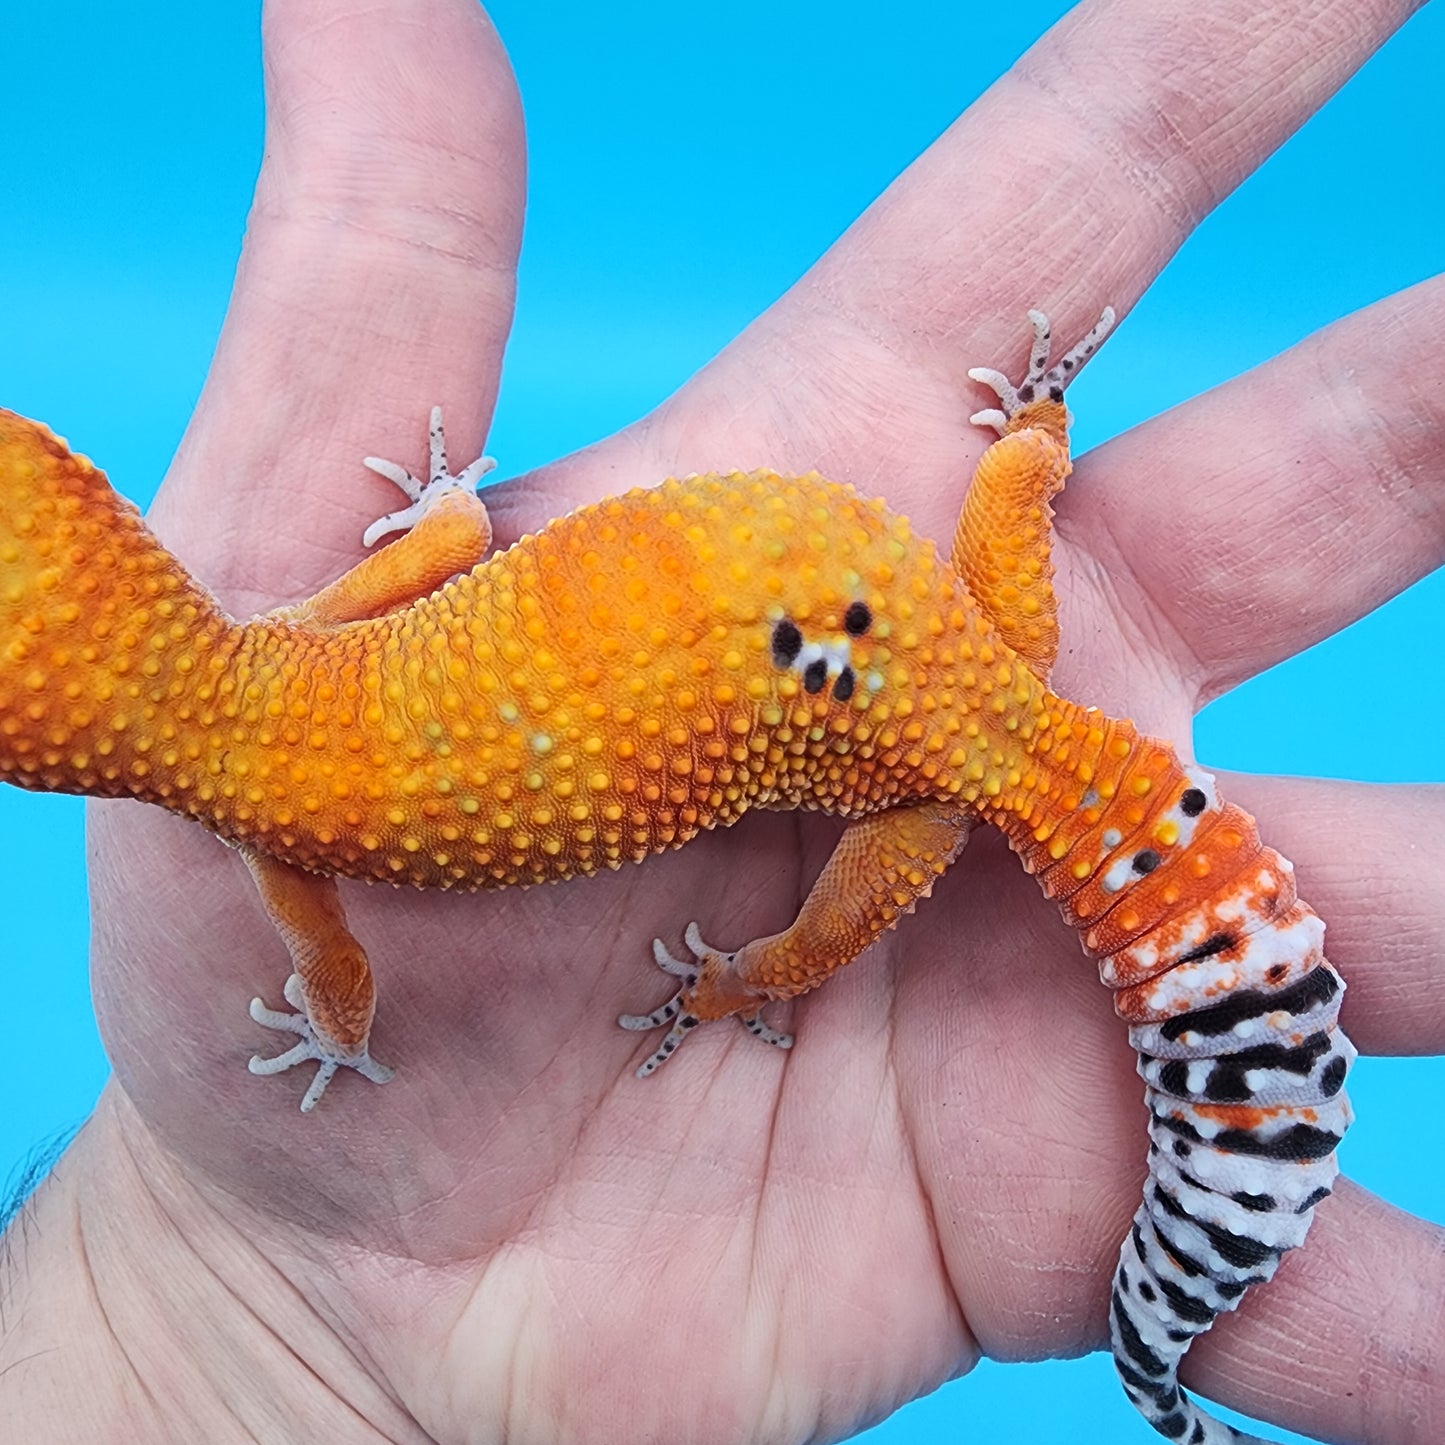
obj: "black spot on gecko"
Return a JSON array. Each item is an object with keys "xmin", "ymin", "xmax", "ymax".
[
  {"xmin": 1115, "ymin": 1360, "xmax": 1178, "ymax": 1411},
  {"xmin": 1155, "ymin": 1274, "xmax": 1215, "ymax": 1325},
  {"xmin": 1320, "ymin": 1054, "xmax": 1348, "ymax": 1096},
  {"xmin": 832, "ymin": 667, "xmax": 856, "ymax": 702},
  {"xmin": 1173, "ymin": 932, "xmax": 1234, "ymax": 967},
  {"xmin": 1137, "ymin": 1279, "xmax": 1157, "ymax": 1304},
  {"xmin": 1189, "ymin": 1422, "xmax": 1207, "ymax": 1445},
  {"xmin": 1133, "ymin": 849, "xmax": 1162, "ymax": 874},
  {"xmin": 1156, "ymin": 1411, "xmax": 1189, "ymax": 1440},
  {"xmin": 1202, "ymin": 1069, "xmax": 1251, "ymax": 1103},
  {"xmin": 1295, "ymin": 1185, "xmax": 1332, "ymax": 1214},
  {"xmin": 802, "ymin": 658, "xmax": 828, "ymax": 693},
  {"xmin": 1201, "ymin": 1034, "xmax": 1331, "ymax": 1102},
  {"xmin": 771, "ymin": 619, "xmax": 803, "ymax": 666},
  {"xmin": 1232, "ymin": 1191, "xmax": 1276, "ymax": 1213},
  {"xmin": 1160, "ymin": 965, "xmax": 1339, "ymax": 1041},
  {"xmin": 1159, "ymin": 1060, "xmax": 1190, "ymax": 1097},
  {"xmin": 1180, "ymin": 787, "xmax": 1207, "ymax": 817},
  {"xmin": 1176, "ymin": 1168, "xmax": 1212, "ymax": 1196},
  {"xmin": 1152, "ymin": 1223, "xmax": 1205, "ymax": 1278},
  {"xmin": 1155, "ymin": 1105, "xmax": 1341, "ymax": 1163},
  {"xmin": 843, "ymin": 600, "xmax": 872, "ymax": 636},
  {"xmin": 1217, "ymin": 1122, "xmax": 1341, "ymax": 1162},
  {"xmin": 1112, "ymin": 1289, "xmax": 1168, "ymax": 1375}
]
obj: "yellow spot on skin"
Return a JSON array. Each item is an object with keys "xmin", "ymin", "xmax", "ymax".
[{"xmin": 0, "ymin": 431, "xmax": 1175, "ymax": 985}]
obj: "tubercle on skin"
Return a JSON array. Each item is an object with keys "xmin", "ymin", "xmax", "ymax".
[
  {"xmin": 0, "ymin": 300, "xmax": 1355, "ymax": 1439},
  {"xmin": 0, "ymin": 446, "xmax": 1083, "ymax": 888}
]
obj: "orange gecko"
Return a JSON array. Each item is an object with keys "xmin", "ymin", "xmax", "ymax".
[{"xmin": 0, "ymin": 311, "xmax": 1350, "ymax": 1445}]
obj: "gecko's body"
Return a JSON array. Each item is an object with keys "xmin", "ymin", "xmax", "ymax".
[
  {"xmin": 11, "ymin": 469, "xmax": 1011, "ymax": 882},
  {"xmin": 0, "ymin": 314, "xmax": 1350, "ymax": 1445}
]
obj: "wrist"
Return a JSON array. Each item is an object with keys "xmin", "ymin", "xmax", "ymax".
[{"xmin": 0, "ymin": 1084, "xmax": 419, "ymax": 1444}]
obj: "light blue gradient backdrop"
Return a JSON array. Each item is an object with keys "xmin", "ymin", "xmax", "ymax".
[{"xmin": 2, "ymin": 5, "xmax": 1441, "ymax": 1441}]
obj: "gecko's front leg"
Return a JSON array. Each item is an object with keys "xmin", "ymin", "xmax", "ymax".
[
  {"xmin": 244, "ymin": 408, "xmax": 496, "ymax": 1109},
  {"xmin": 249, "ymin": 971, "xmax": 395, "ymax": 1113},
  {"xmin": 242, "ymin": 851, "xmax": 395, "ymax": 1112}
]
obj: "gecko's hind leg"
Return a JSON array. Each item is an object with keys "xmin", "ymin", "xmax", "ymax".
[
  {"xmin": 619, "ymin": 802, "xmax": 972, "ymax": 1078},
  {"xmin": 967, "ymin": 306, "xmax": 1115, "ymax": 437},
  {"xmin": 952, "ymin": 306, "xmax": 1115, "ymax": 679},
  {"xmin": 362, "ymin": 405, "xmax": 497, "ymax": 546},
  {"xmin": 619, "ymin": 926, "xmax": 795, "ymax": 1077}
]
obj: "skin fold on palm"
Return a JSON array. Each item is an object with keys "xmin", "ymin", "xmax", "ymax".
[{"xmin": 4, "ymin": 1, "xmax": 1442, "ymax": 1443}]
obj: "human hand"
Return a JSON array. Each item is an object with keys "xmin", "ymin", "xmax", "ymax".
[{"xmin": 7, "ymin": 1, "xmax": 1442, "ymax": 1443}]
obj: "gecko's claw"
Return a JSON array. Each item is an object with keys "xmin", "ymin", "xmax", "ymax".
[
  {"xmin": 362, "ymin": 405, "xmax": 497, "ymax": 547},
  {"xmin": 248, "ymin": 973, "xmax": 395, "ymax": 1112},
  {"xmin": 619, "ymin": 924, "xmax": 792, "ymax": 1077}
]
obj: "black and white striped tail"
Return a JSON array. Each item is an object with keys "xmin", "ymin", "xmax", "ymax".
[{"xmin": 1110, "ymin": 958, "xmax": 1355, "ymax": 1443}]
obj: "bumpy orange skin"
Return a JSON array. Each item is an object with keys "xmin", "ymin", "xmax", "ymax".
[
  {"xmin": 0, "ymin": 418, "xmax": 234, "ymax": 804},
  {"xmin": 0, "ymin": 341, "xmax": 1352, "ymax": 1442},
  {"xmin": 0, "ymin": 407, "xmax": 1302, "ymax": 995},
  {"xmin": 0, "ymin": 415, "xmax": 1093, "ymax": 889},
  {"xmin": 950, "ymin": 399, "xmax": 1071, "ymax": 674}
]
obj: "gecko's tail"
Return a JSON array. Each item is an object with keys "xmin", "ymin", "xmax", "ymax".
[
  {"xmin": 1002, "ymin": 705, "xmax": 1352, "ymax": 1445},
  {"xmin": 0, "ymin": 410, "xmax": 232, "ymax": 798},
  {"xmin": 1110, "ymin": 1221, "xmax": 1282, "ymax": 1445}
]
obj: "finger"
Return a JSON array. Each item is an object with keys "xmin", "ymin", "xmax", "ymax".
[
  {"xmin": 1182, "ymin": 1179, "xmax": 1445, "ymax": 1445},
  {"xmin": 1216, "ymin": 773, "xmax": 1445, "ymax": 1057},
  {"xmin": 148, "ymin": 0, "xmax": 525, "ymax": 616},
  {"xmin": 487, "ymin": 0, "xmax": 1422, "ymax": 542},
  {"xmin": 1068, "ymin": 276, "xmax": 1445, "ymax": 697},
  {"xmin": 801, "ymin": 0, "xmax": 1423, "ymax": 390}
]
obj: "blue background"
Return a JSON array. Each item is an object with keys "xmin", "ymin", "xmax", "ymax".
[{"xmin": 1, "ymin": 4, "xmax": 1441, "ymax": 1441}]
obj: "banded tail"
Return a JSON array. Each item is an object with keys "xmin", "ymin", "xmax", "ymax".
[
  {"xmin": 1008, "ymin": 717, "xmax": 1354, "ymax": 1445},
  {"xmin": 0, "ymin": 411, "xmax": 234, "ymax": 801}
]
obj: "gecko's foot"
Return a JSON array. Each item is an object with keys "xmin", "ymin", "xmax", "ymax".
[
  {"xmin": 618, "ymin": 923, "xmax": 793, "ymax": 1078},
  {"xmin": 248, "ymin": 973, "xmax": 395, "ymax": 1112},
  {"xmin": 968, "ymin": 305, "xmax": 1115, "ymax": 435},
  {"xmin": 361, "ymin": 405, "xmax": 497, "ymax": 547}
]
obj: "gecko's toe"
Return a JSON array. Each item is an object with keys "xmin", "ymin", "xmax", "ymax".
[
  {"xmin": 620, "ymin": 926, "xmax": 789, "ymax": 1076},
  {"xmin": 248, "ymin": 975, "xmax": 394, "ymax": 1112},
  {"xmin": 740, "ymin": 1013, "xmax": 793, "ymax": 1050},
  {"xmin": 969, "ymin": 307, "xmax": 1116, "ymax": 436},
  {"xmin": 362, "ymin": 406, "xmax": 498, "ymax": 548}
]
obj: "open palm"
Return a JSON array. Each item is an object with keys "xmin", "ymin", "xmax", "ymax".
[{"xmin": 46, "ymin": 1, "xmax": 1442, "ymax": 1442}]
